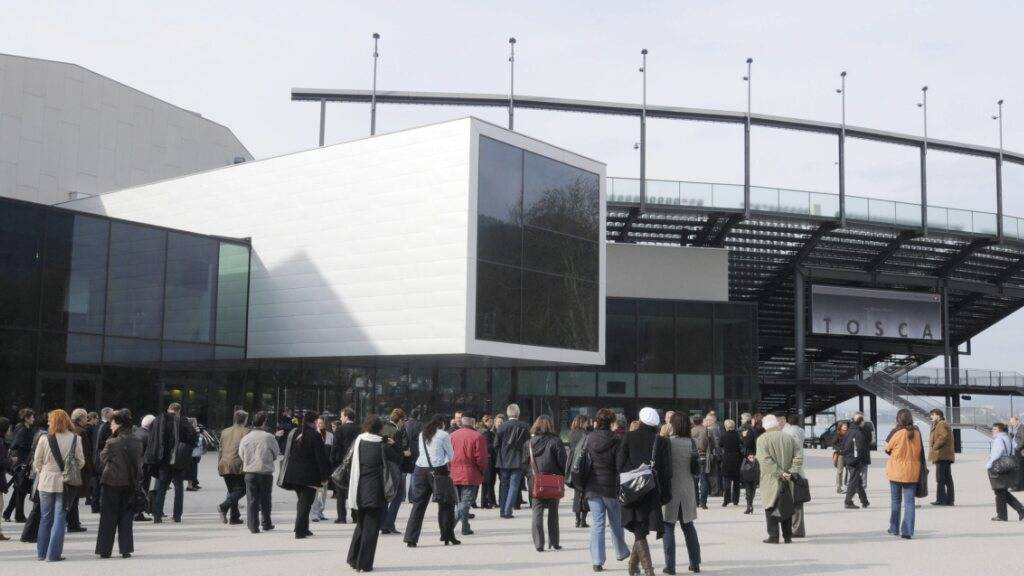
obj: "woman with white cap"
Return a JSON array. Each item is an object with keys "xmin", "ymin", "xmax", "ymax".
[{"xmin": 617, "ymin": 407, "xmax": 672, "ymax": 576}]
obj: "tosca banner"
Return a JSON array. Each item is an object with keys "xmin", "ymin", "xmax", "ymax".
[{"xmin": 810, "ymin": 284, "xmax": 942, "ymax": 341}]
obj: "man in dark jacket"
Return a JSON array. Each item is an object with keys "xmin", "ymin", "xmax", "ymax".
[
  {"xmin": 90, "ymin": 407, "xmax": 114, "ymax": 513},
  {"xmin": 2, "ymin": 408, "xmax": 35, "ymax": 523},
  {"xmin": 495, "ymin": 403, "xmax": 530, "ymax": 519},
  {"xmin": 380, "ymin": 408, "xmax": 409, "ymax": 533},
  {"xmin": 146, "ymin": 403, "xmax": 197, "ymax": 523},
  {"xmin": 332, "ymin": 408, "xmax": 360, "ymax": 524},
  {"xmin": 842, "ymin": 415, "xmax": 871, "ymax": 509},
  {"xmin": 583, "ymin": 408, "xmax": 630, "ymax": 569}
]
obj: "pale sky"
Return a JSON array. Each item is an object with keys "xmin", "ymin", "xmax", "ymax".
[{"xmin": 6, "ymin": 0, "xmax": 1024, "ymax": 373}]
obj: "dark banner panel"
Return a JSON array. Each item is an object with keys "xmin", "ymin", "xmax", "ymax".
[{"xmin": 810, "ymin": 284, "xmax": 942, "ymax": 341}]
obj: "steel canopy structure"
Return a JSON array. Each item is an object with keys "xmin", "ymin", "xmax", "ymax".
[{"xmin": 291, "ymin": 87, "xmax": 1024, "ymax": 416}]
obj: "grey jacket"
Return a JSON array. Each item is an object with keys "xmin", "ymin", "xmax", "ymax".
[{"xmin": 238, "ymin": 428, "xmax": 281, "ymax": 475}]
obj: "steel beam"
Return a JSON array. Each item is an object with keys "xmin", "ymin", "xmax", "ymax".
[
  {"xmin": 935, "ymin": 238, "xmax": 998, "ymax": 278},
  {"xmin": 865, "ymin": 230, "xmax": 919, "ymax": 275}
]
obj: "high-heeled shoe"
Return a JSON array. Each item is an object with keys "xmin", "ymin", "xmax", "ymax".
[
  {"xmin": 549, "ymin": 544, "xmax": 562, "ymax": 550},
  {"xmin": 444, "ymin": 538, "xmax": 461, "ymax": 546}
]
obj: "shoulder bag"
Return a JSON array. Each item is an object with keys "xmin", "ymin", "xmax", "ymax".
[
  {"xmin": 331, "ymin": 440, "xmax": 355, "ymax": 490},
  {"xmin": 126, "ymin": 444, "xmax": 149, "ymax": 514},
  {"xmin": 689, "ymin": 438, "xmax": 701, "ymax": 476},
  {"xmin": 991, "ymin": 436, "xmax": 1019, "ymax": 475},
  {"xmin": 791, "ymin": 473, "xmax": 811, "ymax": 504},
  {"xmin": 915, "ymin": 433, "xmax": 929, "ymax": 498},
  {"xmin": 618, "ymin": 436, "xmax": 659, "ymax": 507},
  {"xmin": 566, "ymin": 434, "xmax": 592, "ymax": 490},
  {"xmin": 169, "ymin": 416, "xmax": 192, "ymax": 471},
  {"xmin": 740, "ymin": 455, "xmax": 760, "ymax": 484},
  {"xmin": 382, "ymin": 443, "xmax": 401, "ymax": 502},
  {"xmin": 59, "ymin": 435, "xmax": 83, "ymax": 487},
  {"xmin": 423, "ymin": 435, "xmax": 456, "ymax": 505},
  {"xmin": 276, "ymin": 428, "xmax": 298, "ymax": 488},
  {"xmin": 529, "ymin": 438, "xmax": 565, "ymax": 500}
]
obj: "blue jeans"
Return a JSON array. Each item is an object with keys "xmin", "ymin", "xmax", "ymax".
[
  {"xmin": 587, "ymin": 496, "xmax": 629, "ymax": 567},
  {"xmin": 37, "ymin": 491, "xmax": 66, "ymax": 561},
  {"xmin": 499, "ymin": 468, "xmax": 523, "ymax": 517},
  {"xmin": 663, "ymin": 520, "xmax": 701, "ymax": 570},
  {"xmin": 456, "ymin": 485, "xmax": 478, "ymax": 532},
  {"xmin": 889, "ymin": 482, "xmax": 916, "ymax": 537}
]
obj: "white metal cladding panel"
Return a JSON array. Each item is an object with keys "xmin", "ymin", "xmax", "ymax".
[
  {"xmin": 0, "ymin": 54, "xmax": 250, "ymax": 205},
  {"xmin": 65, "ymin": 118, "xmax": 475, "ymax": 359}
]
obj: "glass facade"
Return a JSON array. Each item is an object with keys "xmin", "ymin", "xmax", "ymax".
[
  {"xmin": 476, "ymin": 136, "xmax": 600, "ymax": 351},
  {"xmin": 0, "ymin": 197, "xmax": 250, "ymax": 429}
]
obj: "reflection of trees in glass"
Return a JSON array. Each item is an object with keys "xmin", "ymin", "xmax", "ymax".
[
  {"xmin": 524, "ymin": 175, "xmax": 599, "ymax": 239},
  {"xmin": 523, "ymin": 272, "xmax": 598, "ymax": 352}
]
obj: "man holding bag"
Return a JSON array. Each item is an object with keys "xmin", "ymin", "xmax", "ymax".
[
  {"xmin": 145, "ymin": 403, "xmax": 196, "ymax": 524},
  {"xmin": 756, "ymin": 415, "xmax": 803, "ymax": 544}
]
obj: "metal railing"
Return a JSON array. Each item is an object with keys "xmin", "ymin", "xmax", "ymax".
[{"xmin": 607, "ymin": 176, "xmax": 1024, "ymax": 240}]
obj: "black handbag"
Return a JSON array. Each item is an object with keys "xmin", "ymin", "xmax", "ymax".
[
  {"xmin": 689, "ymin": 439, "xmax": 700, "ymax": 476},
  {"xmin": 740, "ymin": 457, "xmax": 760, "ymax": 484},
  {"xmin": 169, "ymin": 417, "xmax": 192, "ymax": 472},
  {"xmin": 127, "ymin": 453, "xmax": 149, "ymax": 514},
  {"xmin": 618, "ymin": 436, "xmax": 659, "ymax": 507},
  {"xmin": 915, "ymin": 435, "xmax": 929, "ymax": 498},
  {"xmin": 332, "ymin": 442, "xmax": 354, "ymax": 490},
  {"xmin": 791, "ymin": 473, "xmax": 811, "ymax": 504},
  {"xmin": 567, "ymin": 434, "xmax": 592, "ymax": 490},
  {"xmin": 382, "ymin": 443, "xmax": 401, "ymax": 502},
  {"xmin": 276, "ymin": 429, "xmax": 298, "ymax": 489},
  {"xmin": 423, "ymin": 436, "xmax": 456, "ymax": 505}
]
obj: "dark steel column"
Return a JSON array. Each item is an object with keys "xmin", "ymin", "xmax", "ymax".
[
  {"xmin": 838, "ymin": 132, "xmax": 846, "ymax": 226},
  {"xmin": 942, "ymin": 284, "xmax": 951, "ymax": 375},
  {"xmin": 869, "ymin": 394, "xmax": 878, "ymax": 448},
  {"xmin": 794, "ymin": 268, "xmax": 806, "ymax": 380},
  {"xmin": 951, "ymin": 392, "xmax": 963, "ymax": 453},
  {"xmin": 920, "ymin": 144, "xmax": 928, "ymax": 234},
  {"xmin": 996, "ymin": 156, "xmax": 1004, "ymax": 240},
  {"xmin": 318, "ymin": 99, "xmax": 326, "ymax": 147}
]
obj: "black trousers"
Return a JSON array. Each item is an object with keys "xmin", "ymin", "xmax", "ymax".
[
  {"xmin": 90, "ymin": 474, "xmax": 102, "ymax": 513},
  {"xmin": 95, "ymin": 485, "xmax": 134, "ymax": 557},
  {"xmin": 66, "ymin": 496, "xmax": 82, "ymax": 529},
  {"xmin": 335, "ymin": 487, "xmax": 348, "ymax": 522},
  {"xmin": 220, "ymin": 474, "xmax": 246, "ymax": 520},
  {"xmin": 765, "ymin": 509, "xmax": 793, "ymax": 541},
  {"xmin": 4, "ymin": 483, "xmax": 27, "ymax": 521},
  {"xmin": 403, "ymin": 466, "xmax": 455, "ymax": 544},
  {"xmin": 154, "ymin": 465, "xmax": 185, "ymax": 520},
  {"xmin": 722, "ymin": 478, "xmax": 741, "ymax": 504},
  {"xmin": 844, "ymin": 465, "xmax": 868, "ymax": 505},
  {"xmin": 995, "ymin": 488, "xmax": 1024, "ymax": 520},
  {"xmin": 743, "ymin": 481, "xmax": 757, "ymax": 508},
  {"xmin": 530, "ymin": 498, "xmax": 560, "ymax": 549},
  {"xmin": 189, "ymin": 456, "xmax": 201, "ymax": 484},
  {"xmin": 480, "ymin": 468, "xmax": 497, "ymax": 508},
  {"xmin": 244, "ymin": 473, "xmax": 273, "ymax": 531},
  {"xmin": 347, "ymin": 507, "xmax": 383, "ymax": 571},
  {"xmin": 294, "ymin": 486, "xmax": 316, "ymax": 536},
  {"xmin": 935, "ymin": 460, "xmax": 954, "ymax": 505}
]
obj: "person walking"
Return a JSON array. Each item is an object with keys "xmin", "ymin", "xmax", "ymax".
[
  {"xmin": 0, "ymin": 417, "xmax": 10, "ymax": 541},
  {"xmin": 67, "ymin": 409, "xmax": 95, "ymax": 533},
  {"xmin": 987, "ymin": 422, "xmax": 1024, "ymax": 522},
  {"xmin": 568, "ymin": 415, "xmax": 591, "ymax": 528},
  {"xmin": 333, "ymin": 408, "xmax": 360, "ymax": 526},
  {"xmin": 780, "ymin": 414, "xmax": 807, "ymax": 538},
  {"xmin": 720, "ymin": 419, "xmax": 742, "ymax": 507},
  {"xmin": 618, "ymin": 407, "xmax": 671, "ymax": 576},
  {"xmin": 279, "ymin": 411, "xmax": 330, "ymax": 539},
  {"xmin": 833, "ymin": 421, "xmax": 850, "ymax": 494},
  {"xmin": 1011, "ymin": 416, "xmax": 1024, "ymax": 491},
  {"xmin": 524, "ymin": 415, "xmax": 567, "ymax": 552},
  {"xmin": 380, "ymin": 408, "xmax": 409, "ymax": 532},
  {"xmin": 218, "ymin": 410, "xmax": 250, "ymax": 525},
  {"xmin": 739, "ymin": 414, "xmax": 763, "ymax": 514},
  {"xmin": 3, "ymin": 408, "xmax": 35, "ymax": 523},
  {"xmin": 133, "ymin": 415, "xmax": 155, "ymax": 522},
  {"xmin": 928, "ymin": 409, "xmax": 955, "ymax": 506},
  {"xmin": 691, "ymin": 416, "xmax": 709, "ymax": 510},
  {"xmin": 345, "ymin": 415, "xmax": 401, "ymax": 572},
  {"xmin": 885, "ymin": 409, "xmax": 923, "ymax": 539},
  {"xmin": 662, "ymin": 413, "xmax": 701, "ymax": 575},
  {"xmin": 842, "ymin": 415, "xmax": 871, "ymax": 510},
  {"xmin": 95, "ymin": 410, "xmax": 143, "ymax": 559},
  {"xmin": 755, "ymin": 415, "xmax": 803, "ymax": 544},
  {"xmin": 404, "ymin": 414, "xmax": 458, "ymax": 547},
  {"xmin": 477, "ymin": 415, "xmax": 498, "ymax": 509},
  {"xmin": 238, "ymin": 412, "xmax": 279, "ymax": 534},
  {"xmin": 310, "ymin": 415, "xmax": 334, "ymax": 523},
  {"xmin": 496, "ymin": 404, "xmax": 530, "ymax": 519},
  {"xmin": 583, "ymin": 408, "xmax": 629, "ymax": 572},
  {"xmin": 90, "ymin": 407, "xmax": 114, "ymax": 512},
  {"xmin": 450, "ymin": 414, "xmax": 487, "ymax": 536},
  {"xmin": 33, "ymin": 409, "xmax": 84, "ymax": 562},
  {"xmin": 146, "ymin": 403, "xmax": 197, "ymax": 523}
]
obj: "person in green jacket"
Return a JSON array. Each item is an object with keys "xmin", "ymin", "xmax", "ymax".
[{"xmin": 755, "ymin": 414, "xmax": 803, "ymax": 544}]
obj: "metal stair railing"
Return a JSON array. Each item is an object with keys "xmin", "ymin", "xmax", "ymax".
[{"xmin": 857, "ymin": 368, "xmax": 999, "ymax": 436}]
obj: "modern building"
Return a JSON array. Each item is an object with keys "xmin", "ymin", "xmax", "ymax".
[{"xmin": 0, "ymin": 53, "xmax": 251, "ymax": 205}]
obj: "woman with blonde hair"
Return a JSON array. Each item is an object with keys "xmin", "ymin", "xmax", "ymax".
[{"xmin": 33, "ymin": 409, "xmax": 84, "ymax": 562}]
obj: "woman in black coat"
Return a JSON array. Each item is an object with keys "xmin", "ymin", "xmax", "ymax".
[
  {"xmin": 280, "ymin": 412, "xmax": 330, "ymax": 539},
  {"xmin": 523, "ymin": 416, "xmax": 568, "ymax": 552},
  {"xmin": 616, "ymin": 408, "xmax": 671, "ymax": 576},
  {"xmin": 739, "ymin": 414, "xmax": 763, "ymax": 515},
  {"xmin": 96, "ymin": 410, "xmax": 143, "ymax": 559},
  {"xmin": 567, "ymin": 415, "xmax": 591, "ymax": 528},
  {"xmin": 346, "ymin": 415, "xmax": 401, "ymax": 572},
  {"xmin": 478, "ymin": 415, "xmax": 497, "ymax": 509},
  {"xmin": 719, "ymin": 420, "xmax": 743, "ymax": 507}
]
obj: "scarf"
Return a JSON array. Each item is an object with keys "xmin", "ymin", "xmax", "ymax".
[{"xmin": 347, "ymin": 432, "xmax": 383, "ymax": 507}]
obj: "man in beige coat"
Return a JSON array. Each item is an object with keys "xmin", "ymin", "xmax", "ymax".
[
  {"xmin": 756, "ymin": 414, "xmax": 803, "ymax": 544},
  {"xmin": 928, "ymin": 408, "xmax": 955, "ymax": 506},
  {"xmin": 218, "ymin": 410, "xmax": 250, "ymax": 524}
]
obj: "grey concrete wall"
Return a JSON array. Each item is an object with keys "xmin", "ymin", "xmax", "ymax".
[
  {"xmin": 606, "ymin": 243, "xmax": 728, "ymax": 301},
  {"xmin": 0, "ymin": 53, "xmax": 251, "ymax": 205}
]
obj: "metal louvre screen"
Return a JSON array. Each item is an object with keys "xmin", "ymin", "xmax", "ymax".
[{"xmin": 810, "ymin": 284, "xmax": 942, "ymax": 341}]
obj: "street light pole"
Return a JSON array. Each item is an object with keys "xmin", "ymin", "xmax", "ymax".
[
  {"xmin": 743, "ymin": 58, "xmax": 753, "ymax": 219},
  {"xmin": 918, "ymin": 86, "xmax": 929, "ymax": 234},
  {"xmin": 370, "ymin": 32, "xmax": 381, "ymax": 136},
  {"xmin": 639, "ymin": 48, "xmax": 648, "ymax": 212},
  {"xmin": 994, "ymin": 100, "xmax": 1005, "ymax": 239},
  {"xmin": 508, "ymin": 37, "xmax": 516, "ymax": 130},
  {"xmin": 318, "ymin": 99, "xmax": 326, "ymax": 147},
  {"xmin": 837, "ymin": 71, "xmax": 847, "ymax": 227}
]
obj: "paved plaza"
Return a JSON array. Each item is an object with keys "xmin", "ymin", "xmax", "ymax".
[{"xmin": 0, "ymin": 449, "xmax": 1018, "ymax": 575}]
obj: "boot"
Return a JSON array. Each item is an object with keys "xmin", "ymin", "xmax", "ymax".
[
  {"xmin": 575, "ymin": 512, "xmax": 582, "ymax": 528},
  {"xmin": 628, "ymin": 541, "xmax": 641, "ymax": 576},
  {"xmin": 580, "ymin": 511, "xmax": 590, "ymax": 528},
  {"xmin": 637, "ymin": 538, "xmax": 656, "ymax": 576}
]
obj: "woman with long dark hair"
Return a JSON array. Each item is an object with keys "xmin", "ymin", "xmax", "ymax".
[
  {"xmin": 739, "ymin": 413, "xmax": 763, "ymax": 514},
  {"xmin": 403, "ymin": 414, "xmax": 457, "ymax": 547},
  {"xmin": 477, "ymin": 415, "xmax": 497, "ymax": 509},
  {"xmin": 279, "ymin": 411, "xmax": 330, "ymax": 539},
  {"xmin": 95, "ymin": 410, "xmax": 143, "ymax": 559},
  {"xmin": 568, "ymin": 415, "xmax": 592, "ymax": 528},
  {"xmin": 618, "ymin": 407, "xmax": 672, "ymax": 576},
  {"xmin": 884, "ymin": 408, "xmax": 923, "ymax": 539},
  {"xmin": 346, "ymin": 415, "xmax": 401, "ymax": 572}
]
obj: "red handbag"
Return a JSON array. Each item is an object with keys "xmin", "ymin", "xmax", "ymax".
[{"xmin": 529, "ymin": 439, "xmax": 565, "ymax": 500}]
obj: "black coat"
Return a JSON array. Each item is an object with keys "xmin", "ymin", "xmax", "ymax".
[
  {"xmin": 584, "ymin": 429, "xmax": 621, "ymax": 499},
  {"xmin": 331, "ymin": 422, "xmax": 360, "ymax": 467},
  {"xmin": 495, "ymin": 419, "xmax": 530, "ymax": 470},
  {"xmin": 10, "ymin": 423, "xmax": 34, "ymax": 463},
  {"xmin": 740, "ymin": 425, "xmax": 760, "ymax": 456},
  {"xmin": 523, "ymin": 433, "xmax": 567, "ymax": 476},
  {"xmin": 94, "ymin": 421, "xmax": 112, "ymax": 469},
  {"xmin": 616, "ymin": 425, "xmax": 671, "ymax": 538},
  {"xmin": 75, "ymin": 425, "xmax": 96, "ymax": 498},
  {"xmin": 354, "ymin": 440, "xmax": 401, "ymax": 509},
  {"xmin": 720, "ymin": 430, "xmax": 743, "ymax": 479},
  {"xmin": 282, "ymin": 426, "xmax": 331, "ymax": 489},
  {"xmin": 144, "ymin": 413, "xmax": 197, "ymax": 467},
  {"xmin": 842, "ymin": 424, "xmax": 872, "ymax": 467}
]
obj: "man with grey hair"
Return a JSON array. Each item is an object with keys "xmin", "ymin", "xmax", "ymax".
[
  {"xmin": 740, "ymin": 413, "xmax": 752, "ymax": 427},
  {"xmin": 756, "ymin": 414, "xmax": 803, "ymax": 543},
  {"xmin": 90, "ymin": 407, "xmax": 115, "ymax": 513},
  {"xmin": 496, "ymin": 403, "xmax": 530, "ymax": 519},
  {"xmin": 451, "ymin": 414, "xmax": 488, "ymax": 535},
  {"xmin": 218, "ymin": 410, "xmax": 250, "ymax": 524}
]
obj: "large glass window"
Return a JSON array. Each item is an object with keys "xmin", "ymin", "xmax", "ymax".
[
  {"xmin": 40, "ymin": 213, "xmax": 109, "ymax": 333},
  {"xmin": 106, "ymin": 223, "xmax": 167, "ymax": 339},
  {"xmin": 475, "ymin": 136, "xmax": 600, "ymax": 352},
  {"xmin": 164, "ymin": 232, "xmax": 218, "ymax": 343},
  {"xmin": 0, "ymin": 202, "xmax": 44, "ymax": 328},
  {"xmin": 216, "ymin": 242, "xmax": 250, "ymax": 347},
  {"xmin": 0, "ymin": 330, "xmax": 37, "ymax": 413}
]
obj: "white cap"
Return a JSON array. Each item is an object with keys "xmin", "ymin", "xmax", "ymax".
[{"xmin": 639, "ymin": 407, "xmax": 660, "ymax": 428}]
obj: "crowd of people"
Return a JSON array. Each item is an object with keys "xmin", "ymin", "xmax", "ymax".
[{"xmin": 1, "ymin": 403, "xmax": 1023, "ymax": 572}]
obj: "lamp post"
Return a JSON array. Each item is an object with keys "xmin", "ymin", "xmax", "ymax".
[
  {"xmin": 836, "ymin": 71, "xmax": 847, "ymax": 226},
  {"xmin": 508, "ymin": 37, "xmax": 516, "ymax": 130},
  {"xmin": 743, "ymin": 58, "xmax": 753, "ymax": 218},
  {"xmin": 318, "ymin": 99, "xmax": 326, "ymax": 147},
  {"xmin": 994, "ymin": 99, "xmax": 1005, "ymax": 239},
  {"xmin": 917, "ymin": 86, "xmax": 928, "ymax": 233},
  {"xmin": 370, "ymin": 32, "xmax": 380, "ymax": 136},
  {"xmin": 639, "ymin": 48, "xmax": 648, "ymax": 212}
]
